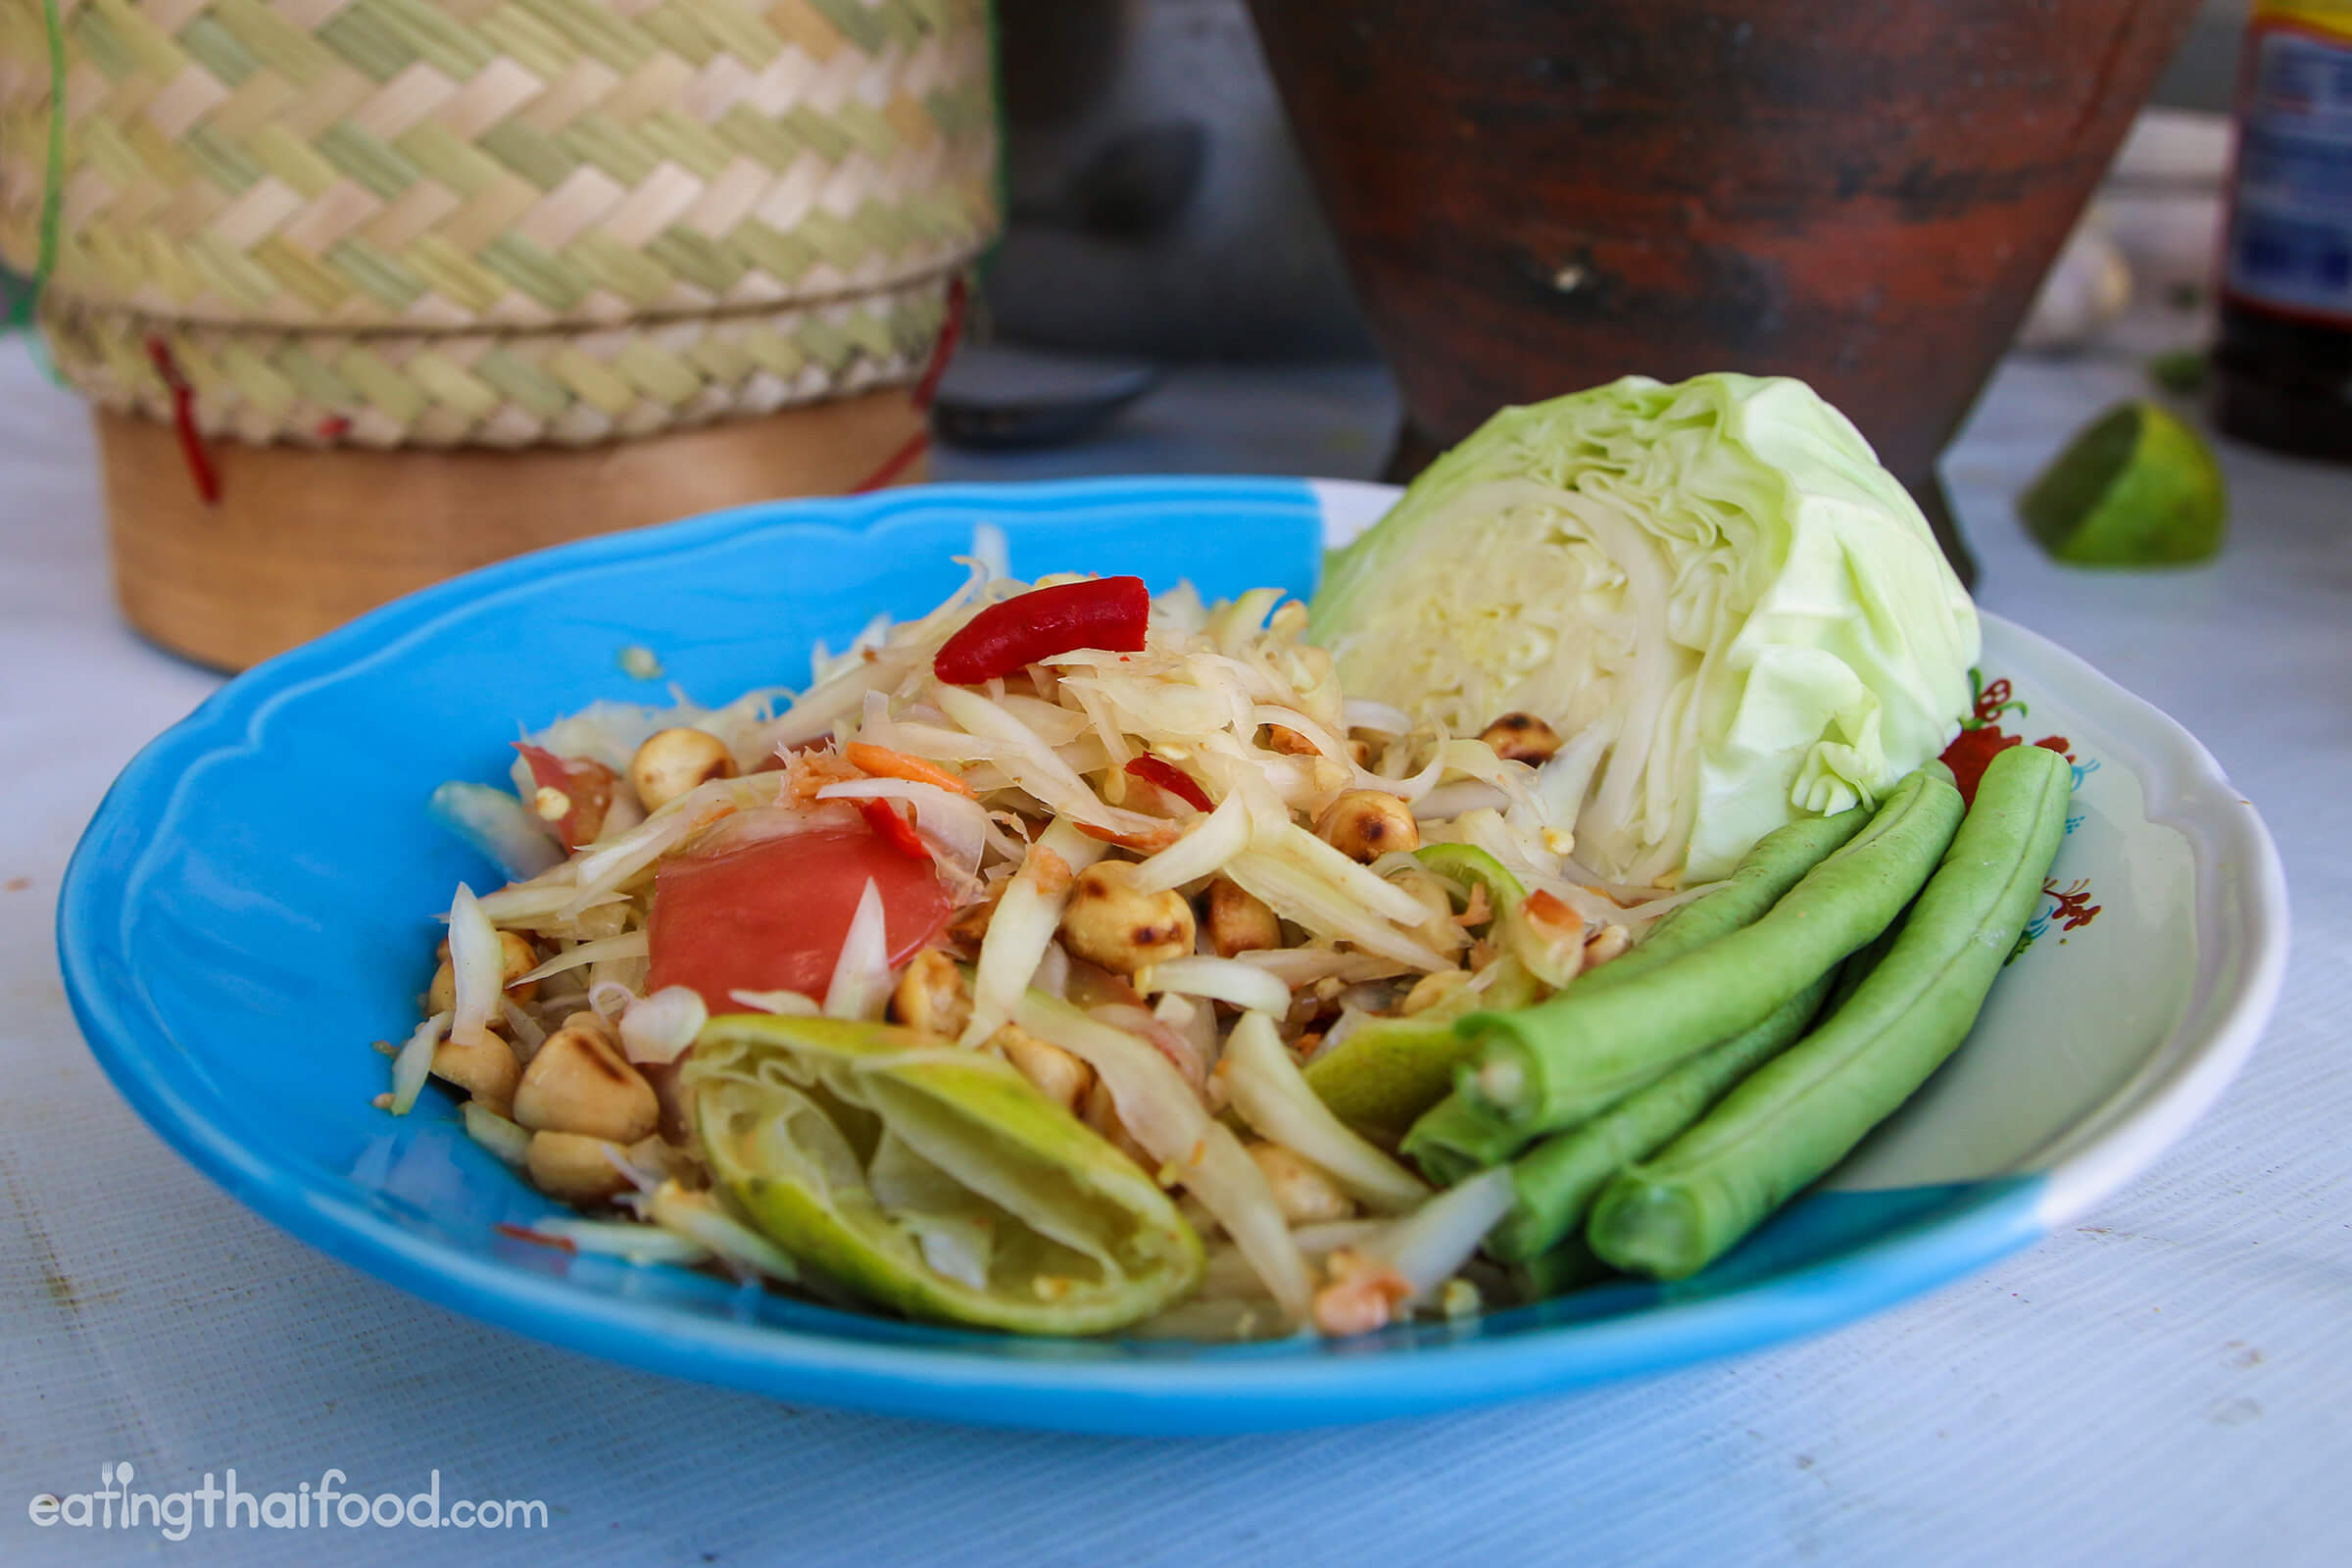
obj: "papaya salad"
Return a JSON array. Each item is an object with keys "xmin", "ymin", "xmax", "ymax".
[{"xmin": 378, "ymin": 372, "xmax": 2064, "ymax": 1341}]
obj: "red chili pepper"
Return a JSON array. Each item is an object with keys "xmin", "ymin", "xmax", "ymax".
[
  {"xmin": 856, "ymin": 797, "xmax": 931, "ymax": 860},
  {"xmin": 1124, "ymin": 754, "xmax": 1212, "ymax": 811},
  {"xmin": 933, "ymin": 576, "xmax": 1151, "ymax": 684}
]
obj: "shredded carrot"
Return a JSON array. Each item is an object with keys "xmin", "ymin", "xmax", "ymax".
[
  {"xmin": 786, "ymin": 752, "xmax": 865, "ymax": 804},
  {"xmin": 844, "ymin": 742, "xmax": 976, "ymax": 798},
  {"xmin": 1030, "ymin": 848, "xmax": 1073, "ymax": 896},
  {"xmin": 1075, "ymin": 819, "xmax": 1183, "ymax": 853}
]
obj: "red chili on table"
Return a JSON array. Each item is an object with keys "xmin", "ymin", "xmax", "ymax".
[
  {"xmin": 932, "ymin": 576, "xmax": 1150, "ymax": 684},
  {"xmin": 1124, "ymin": 755, "xmax": 1213, "ymax": 811}
]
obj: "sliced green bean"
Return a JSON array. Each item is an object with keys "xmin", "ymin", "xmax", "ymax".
[
  {"xmin": 1486, "ymin": 967, "xmax": 1838, "ymax": 1262},
  {"xmin": 1396, "ymin": 807, "xmax": 1872, "ymax": 1177},
  {"xmin": 1508, "ymin": 1236, "xmax": 1615, "ymax": 1301},
  {"xmin": 1586, "ymin": 744, "xmax": 2072, "ymax": 1280},
  {"xmin": 1577, "ymin": 805, "xmax": 1873, "ymax": 989},
  {"xmin": 1460, "ymin": 766, "xmax": 1963, "ymax": 1132},
  {"xmin": 1400, "ymin": 1093, "xmax": 1528, "ymax": 1186}
]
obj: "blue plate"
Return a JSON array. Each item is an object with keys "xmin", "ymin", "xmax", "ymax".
[{"xmin": 57, "ymin": 476, "xmax": 2286, "ymax": 1435}]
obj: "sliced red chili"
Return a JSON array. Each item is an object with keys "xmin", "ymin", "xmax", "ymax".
[
  {"xmin": 494, "ymin": 1223, "xmax": 577, "ymax": 1254},
  {"xmin": 933, "ymin": 576, "xmax": 1150, "ymax": 684},
  {"xmin": 856, "ymin": 797, "xmax": 931, "ymax": 860},
  {"xmin": 1124, "ymin": 754, "xmax": 1212, "ymax": 811}
]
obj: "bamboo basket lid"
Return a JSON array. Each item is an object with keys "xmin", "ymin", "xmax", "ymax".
[{"xmin": 0, "ymin": 0, "xmax": 1000, "ymax": 447}]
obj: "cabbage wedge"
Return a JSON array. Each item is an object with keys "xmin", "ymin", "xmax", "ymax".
[
  {"xmin": 1311, "ymin": 372, "xmax": 1979, "ymax": 884},
  {"xmin": 686, "ymin": 1015, "xmax": 1202, "ymax": 1335}
]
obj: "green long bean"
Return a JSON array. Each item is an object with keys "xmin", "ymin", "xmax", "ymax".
[
  {"xmin": 1508, "ymin": 1236, "xmax": 1614, "ymax": 1301},
  {"xmin": 1400, "ymin": 1093, "xmax": 1527, "ymax": 1186},
  {"xmin": 1577, "ymin": 805, "xmax": 1874, "ymax": 989},
  {"xmin": 1461, "ymin": 766, "xmax": 1964, "ymax": 1132},
  {"xmin": 1486, "ymin": 967, "xmax": 1838, "ymax": 1262},
  {"xmin": 1398, "ymin": 806, "xmax": 1873, "ymax": 1177},
  {"xmin": 1587, "ymin": 743, "xmax": 2072, "ymax": 1280}
]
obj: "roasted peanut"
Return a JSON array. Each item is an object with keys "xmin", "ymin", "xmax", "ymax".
[
  {"xmin": 1058, "ymin": 861, "xmax": 1196, "ymax": 975},
  {"xmin": 513, "ymin": 1019, "xmax": 660, "ymax": 1143},
  {"xmin": 498, "ymin": 932, "xmax": 543, "ymax": 1000},
  {"xmin": 890, "ymin": 950, "xmax": 972, "ymax": 1039},
  {"xmin": 996, "ymin": 1026, "xmax": 1094, "ymax": 1113},
  {"xmin": 1399, "ymin": 967, "xmax": 1472, "ymax": 1015},
  {"xmin": 524, "ymin": 1131, "xmax": 633, "ymax": 1203},
  {"xmin": 431, "ymin": 1031, "xmax": 520, "ymax": 1115},
  {"xmin": 628, "ymin": 727, "xmax": 737, "ymax": 812},
  {"xmin": 1584, "ymin": 923, "xmax": 1632, "ymax": 966},
  {"xmin": 946, "ymin": 892, "xmax": 1001, "ymax": 951},
  {"xmin": 426, "ymin": 930, "xmax": 540, "ymax": 1015},
  {"xmin": 1314, "ymin": 789, "xmax": 1419, "ymax": 862},
  {"xmin": 1201, "ymin": 877, "xmax": 1282, "ymax": 957},
  {"xmin": 1479, "ymin": 711, "xmax": 1563, "ymax": 765}
]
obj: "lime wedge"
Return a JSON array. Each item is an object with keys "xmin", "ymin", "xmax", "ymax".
[
  {"xmin": 2019, "ymin": 400, "xmax": 2227, "ymax": 566},
  {"xmin": 687, "ymin": 1014, "xmax": 1201, "ymax": 1334}
]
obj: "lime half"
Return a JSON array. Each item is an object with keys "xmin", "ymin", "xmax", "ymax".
[{"xmin": 2019, "ymin": 400, "xmax": 2227, "ymax": 566}]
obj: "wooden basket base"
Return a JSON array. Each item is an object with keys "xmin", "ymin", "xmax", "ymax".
[{"xmin": 99, "ymin": 391, "xmax": 925, "ymax": 672}]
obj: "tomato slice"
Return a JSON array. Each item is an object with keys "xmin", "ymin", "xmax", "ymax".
[{"xmin": 646, "ymin": 827, "xmax": 952, "ymax": 1007}]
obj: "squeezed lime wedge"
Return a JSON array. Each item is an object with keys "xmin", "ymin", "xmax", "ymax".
[
  {"xmin": 2019, "ymin": 400, "xmax": 2227, "ymax": 566},
  {"xmin": 687, "ymin": 1014, "xmax": 1201, "ymax": 1334}
]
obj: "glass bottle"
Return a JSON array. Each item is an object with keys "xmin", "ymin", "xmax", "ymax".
[{"xmin": 2212, "ymin": 0, "xmax": 2352, "ymax": 460}]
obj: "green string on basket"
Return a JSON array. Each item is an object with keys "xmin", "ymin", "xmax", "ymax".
[{"xmin": 9, "ymin": 0, "xmax": 68, "ymax": 386}]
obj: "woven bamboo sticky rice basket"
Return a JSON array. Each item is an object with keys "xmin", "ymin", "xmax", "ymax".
[{"xmin": 0, "ymin": 0, "xmax": 1000, "ymax": 668}]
